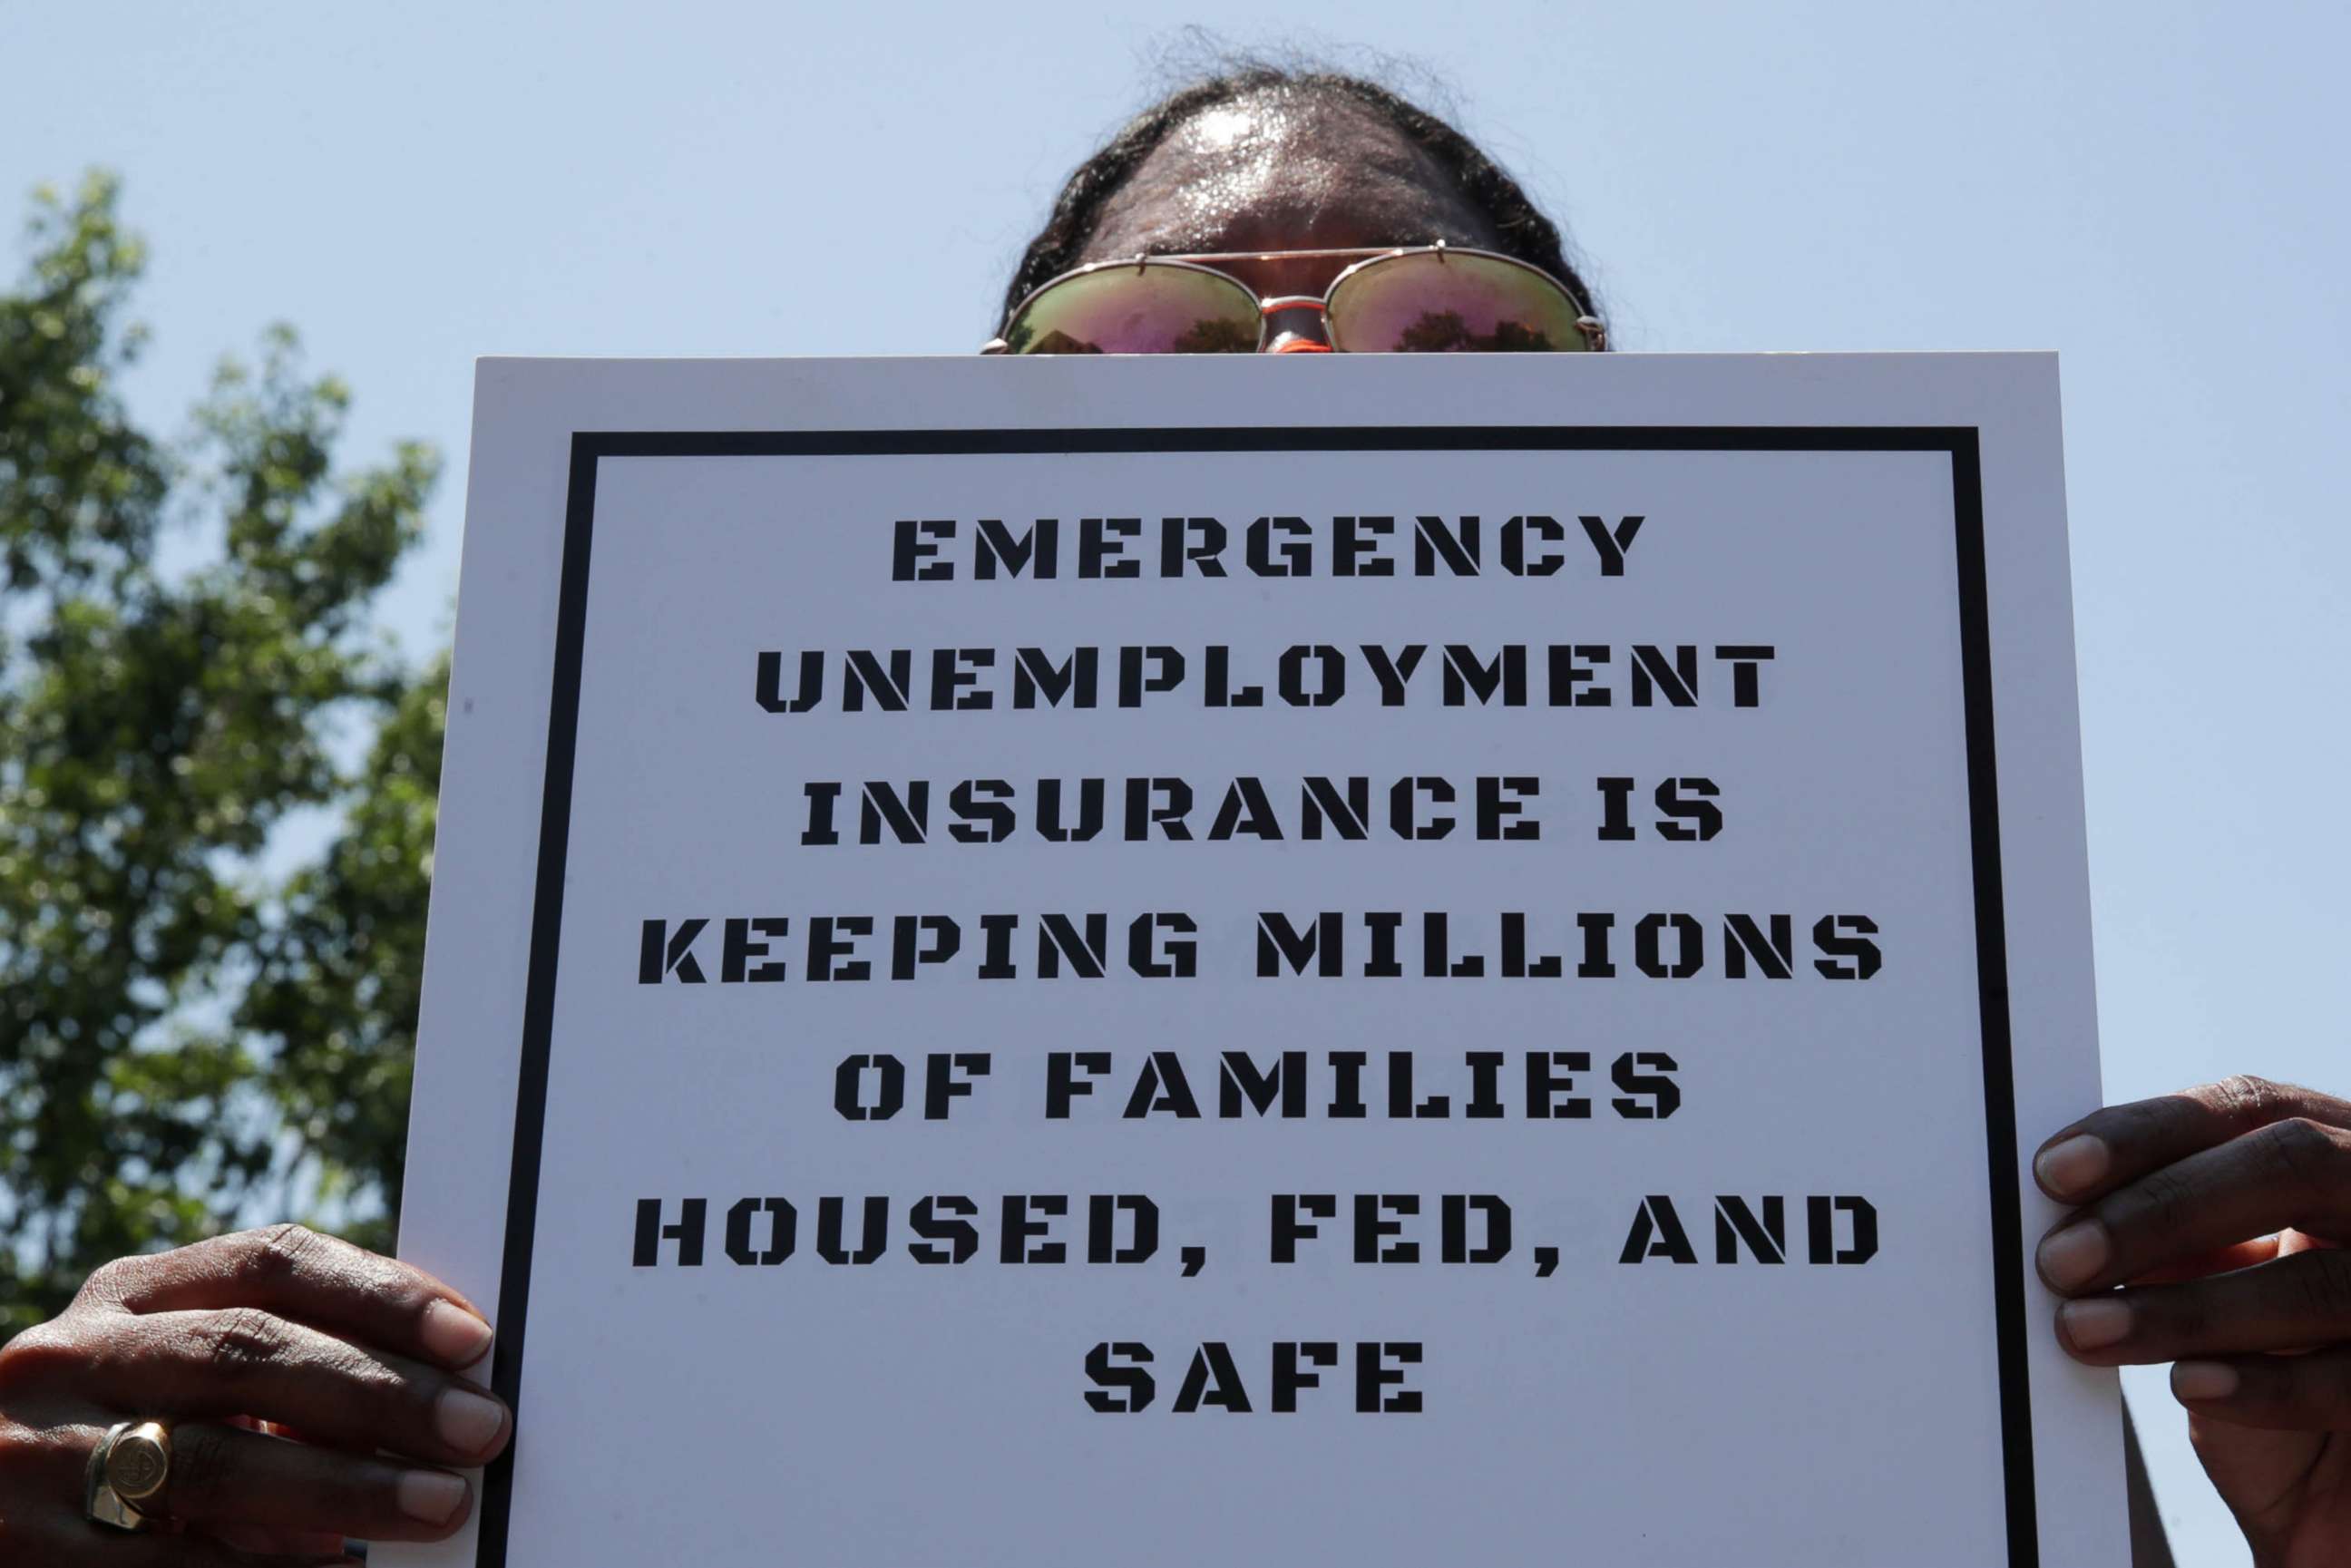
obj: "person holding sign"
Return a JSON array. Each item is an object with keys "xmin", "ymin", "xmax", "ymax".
[{"xmin": 0, "ymin": 62, "xmax": 2344, "ymax": 1568}]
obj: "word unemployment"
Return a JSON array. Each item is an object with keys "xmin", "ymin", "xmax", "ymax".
[{"xmin": 757, "ymin": 642, "xmax": 1776, "ymax": 715}]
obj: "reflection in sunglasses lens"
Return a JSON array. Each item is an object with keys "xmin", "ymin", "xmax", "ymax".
[
  {"xmin": 1328, "ymin": 251, "xmax": 1590, "ymax": 353},
  {"xmin": 1006, "ymin": 266, "xmax": 1259, "ymax": 355}
]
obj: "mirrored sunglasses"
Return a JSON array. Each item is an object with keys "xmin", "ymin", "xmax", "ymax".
[{"xmin": 985, "ymin": 243, "xmax": 1605, "ymax": 355}]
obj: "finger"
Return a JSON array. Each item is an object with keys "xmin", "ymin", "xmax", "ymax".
[
  {"xmin": 2130, "ymin": 1234, "xmax": 2282, "ymax": 1285},
  {"xmin": 79, "ymin": 1225, "xmax": 494, "ymax": 1371},
  {"xmin": 2035, "ymin": 1115, "xmax": 2351, "ymax": 1292},
  {"xmin": 155, "ymin": 1420, "xmax": 474, "ymax": 1543},
  {"xmin": 2034, "ymin": 1076, "xmax": 2351, "ymax": 1204},
  {"xmin": 1, "ymin": 1425, "xmax": 356, "ymax": 1565},
  {"xmin": 81, "ymin": 1307, "xmax": 511, "ymax": 1466},
  {"xmin": 2053, "ymin": 1247, "xmax": 2351, "ymax": 1364},
  {"xmin": 209, "ymin": 1524, "xmax": 352, "ymax": 1557},
  {"xmin": 10, "ymin": 1519, "xmax": 356, "ymax": 1568},
  {"xmin": 2168, "ymin": 1346, "xmax": 2351, "ymax": 1431},
  {"xmin": 141, "ymin": 1542, "xmax": 357, "ymax": 1568}
]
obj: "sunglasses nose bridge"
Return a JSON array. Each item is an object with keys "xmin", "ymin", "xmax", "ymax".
[{"xmin": 1258, "ymin": 296, "xmax": 1333, "ymax": 355}]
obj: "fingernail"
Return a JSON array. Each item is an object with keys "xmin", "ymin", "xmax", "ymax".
[
  {"xmin": 2037, "ymin": 1220, "xmax": 2110, "ymax": 1289},
  {"xmin": 2059, "ymin": 1296, "xmax": 2133, "ymax": 1350},
  {"xmin": 2171, "ymin": 1360, "xmax": 2239, "ymax": 1401},
  {"xmin": 2034, "ymin": 1134, "xmax": 2110, "ymax": 1197},
  {"xmin": 435, "ymin": 1388, "xmax": 507, "ymax": 1456},
  {"xmin": 422, "ymin": 1300, "xmax": 494, "ymax": 1368},
  {"xmin": 397, "ymin": 1468, "xmax": 470, "ymax": 1524}
]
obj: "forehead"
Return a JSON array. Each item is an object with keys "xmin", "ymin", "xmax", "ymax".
[{"xmin": 1078, "ymin": 89, "xmax": 1500, "ymax": 263}]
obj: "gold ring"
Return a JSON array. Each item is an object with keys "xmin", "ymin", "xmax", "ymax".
[{"xmin": 84, "ymin": 1419, "xmax": 173, "ymax": 1532}]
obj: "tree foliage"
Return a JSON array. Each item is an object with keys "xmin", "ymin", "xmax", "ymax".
[{"xmin": 0, "ymin": 173, "xmax": 441, "ymax": 1330}]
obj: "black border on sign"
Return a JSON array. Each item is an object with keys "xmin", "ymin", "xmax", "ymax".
[{"xmin": 477, "ymin": 425, "xmax": 2031, "ymax": 1565}]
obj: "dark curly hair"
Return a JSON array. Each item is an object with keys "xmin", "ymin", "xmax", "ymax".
[{"xmin": 1000, "ymin": 65, "xmax": 1603, "ymax": 337}]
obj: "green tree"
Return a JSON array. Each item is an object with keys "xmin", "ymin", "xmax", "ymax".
[
  {"xmin": 236, "ymin": 648, "xmax": 445, "ymax": 1258},
  {"xmin": 0, "ymin": 173, "xmax": 442, "ymax": 1331}
]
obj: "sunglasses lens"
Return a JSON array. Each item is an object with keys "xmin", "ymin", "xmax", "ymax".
[
  {"xmin": 1328, "ymin": 251, "xmax": 1592, "ymax": 353},
  {"xmin": 1003, "ymin": 265, "xmax": 1260, "ymax": 354}
]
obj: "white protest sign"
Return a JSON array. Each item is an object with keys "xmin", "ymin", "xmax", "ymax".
[{"xmin": 388, "ymin": 354, "xmax": 2124, "ymax": 1567}]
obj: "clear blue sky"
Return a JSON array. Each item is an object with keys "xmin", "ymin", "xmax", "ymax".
[{"xmin": 7, "ymin": 2, "xmax": 2345, "ymax": 1558}]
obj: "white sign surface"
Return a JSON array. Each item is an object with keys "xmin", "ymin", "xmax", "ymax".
[{"xmin": 392, "ymin": 355, "xmax": 2124, "ymax": 1567}]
